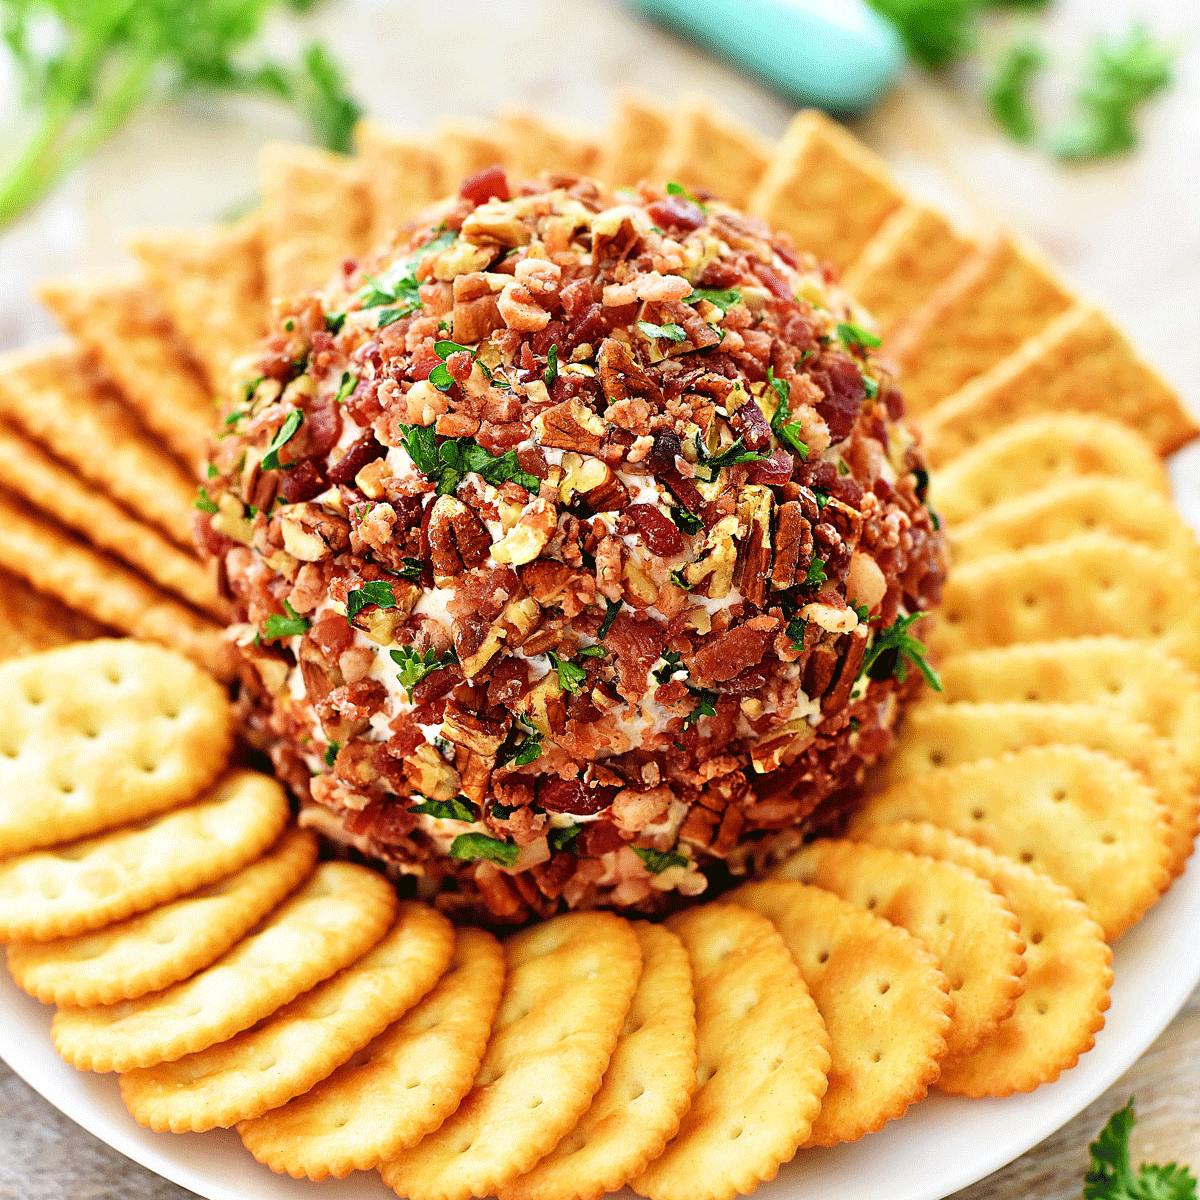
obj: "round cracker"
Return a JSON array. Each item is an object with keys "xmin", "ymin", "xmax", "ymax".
[
  {"xmin": 119, "ymin": 901, "xmax": 453, "ymax": 1131},
  {"xmin": 52, "ymin": 862, "xmax": 396, "ymax": 1072},
  {"xmin": 775, "ymin": 839, "xmax": 1026, "ymax": 1059},
  {"xmin": 502, "ymin": 923, "xmax": 697, "ymax": 1200},
  {"xmin": 864, "ymin": 822, "xmax": 1113, "ymax": 1096},
  {"xmin": 381, "ymin": 912, "xmax": 641, "ymax": 1200},
  {"xmin": 239, "ymin": 927, "xmax": 504, "ymax": 1181},
  {"xmin": 6, "ymin": 828, "xmax": 317, "ymax": 1007},
  {"xmin": 0, "ymin": 770, "xmax": 289, "ymax": 943},
  {"xmin": 0, "ymin": 639, "xmax": 233, "ymax": 856},
  {"xmin": 733, "ymin": 879, "xmax": 951, "ymax": 1146},
  {"xmin": 632, "ymin": 904, "xmax": 830, "ymax": 1200}
]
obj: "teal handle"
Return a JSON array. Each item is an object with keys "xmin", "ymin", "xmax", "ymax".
[{"xmin": 628, "ymin": 0, "xmax": 904, "ymax": 114}]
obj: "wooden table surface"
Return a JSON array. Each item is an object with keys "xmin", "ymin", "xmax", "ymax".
[{"xmin": 0, "ymin": 0, "xmax": 1196, "ymax": 1196}]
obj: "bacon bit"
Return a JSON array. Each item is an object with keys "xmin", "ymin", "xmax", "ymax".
[
  {"xmin": 460, "ymin": 165, "xmax": 510, "ymax": 205},
  {"xmin": 647, "ymin": 196, "xmax": 706, "ymax": 232},
  {"xmin": 618, "ymin": 503, "xmax": 683, "ymax": 557}
]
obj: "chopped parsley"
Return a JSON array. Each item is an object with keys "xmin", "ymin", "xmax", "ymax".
[
  {"xmin": 633, "ymin": 845, "xmax": 689, "ymax": 873},
  {"xmin": 653, "ymin": 650, "xmax": 685, "ymax": 685},
  {"xmin": 324, "ymin": 741, "xmax": 340, "ymax": 767},
  {"xmin": 665, "ymin": 180, "xmax": 707, "ymax": 209},
  {"xmin": 332, "ymin": 371, "xmax": 357, "ymax": 405},
  {"xmin": 597, "ymin": 598, "xmax": 624, "ymax": 641},
  {"xmin": 786, "ymin": 614, "xmax": 806, "ymax": 651},
  {"xmin": 194, "ymin": 485, "xmax": 218, "ymax": 514},
  {"xmin": 261, "ymin": 600, "xmax": 310, "ymax": 641},
  {"xmin": 389, "ymin": 646, "xmax": 457, "ymax": 699},
  {"xmin": 428, "ymin": 339, "xmax": 475, "ymax": 392},
  {"xmin": 497, "ymin": 721, "xmax": 543, "ymax": 767},
  {"xmin": 548, "ymin": 824, "xmax": 582, "ymax": 853},
  {"xmin": 862, "ymin": 374, "xmax": 880, "ymax": 400},
  {"xmin": 767, "ymin": 367, "xmax": 810, "ymax": 457},
  {"xmin": 410, "ymin": 796, "xmax": 478, "ymax": 822},
  {"xmin": 669, "ymin": 569, "xmax": 692, "ymax": 592},
  {"xmin": 449, "ymin": 832, "xmax": 519, "ymax": 867},
  {"xmin": 398, "ymin": 424, "xmax": 539, "ymax": 496},
  {"xmin": 260, "ymin": 409, "xmax": 303, "ymax": 471},
  {"xmin": 544, "ymin": 343, "xmax": 559, "ymax": 385},
  {"xmin": 987, "ymin": 39, "xmax": 1045, "ymax": 144},
  {"xmin": 683, "ymin": 687, "xmax": 718, "ymax": 728},
  {"xmin": 346, "ymin": 580, "xmax": 397, "ymax": 620},
  {"xmin": 324, "ymin": 311, "xmax": 346, "ymax": 335},
  {"xmin": 548, "ymin": 650, "xmax": 589, "ymax": 695},
  {"xmin": 1084, "ymin": 1097, "xmax": 1197, "ymax": 1200},
  {"xmin": 398, "ymin": 557, "xmax": 426, "ymax": 581},
  {"xmin": 669, "ymin": 506, "xmax": 704, "ymax": 535},
  {"xmin": 836, "ymin": 322, "xmax": 882, "ymax": 352},
  {"xmin": 356, "ymin": 229, "xmax": 458, "ymax": 325},
  {"xmin": 695, "ymin": 435, "xmax": 768, "ymax": 482},
  {"xmin": 803, "ymin": 557, "xmax": 828, "ymax": 589},
  {"xmin": 851, "ymin": 602, "xmax": 870, "ymax": 624},
  {"xmin": 861, "ymin": 612, "xmax": 942, "ymax": 692},
  {"xmin": 637, "ymin": 320, "xmax": 688, "ymax": 343},
  {"xmin": 684, "ymin": 287, "xmax": 741, "ymax": 313}
]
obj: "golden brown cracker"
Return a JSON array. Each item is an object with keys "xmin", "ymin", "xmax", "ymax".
[
  {"xmin": 0, "ymin": 569, "xmax": 104, "ymax": 660},
  {"xmin": 0, "ymin": 639, "xmax": 233, "ymax": 857},
  {"xmin": 921, "ymin": 305, "xmax": 1198, "ymax": 463},
  {"xmin": 750, "ymin": 109, "xmax": 905, "ymax": 269},
  {"xmin": 381, "ymin": 912, "xmax": 640, "ymax": 1200},
  {"xmin": 130, "ymin": 214, "xmax": 267, "ymax": 391},
  {"xmin": 0, "ymin": 770, "xmax": 286, "ymax": 944},
  {"xmin": 929, "ymin": 535, "xmax": 1200, "ymax": 675},
  {"xmin": 632, "ymin": 904, "xmax": 829, "ymax": 1200},
  {"xmin": 0, "ymin": 425, "xmax": 223, "ymax": 618},
  {"xmin": 950, "ymin": 478, "xmax": 1200, "ymax": 570},
  {"xmin": 435, "ymin": 119, "xmax": 511, "ymax": 194},
  {"xmin": 599, "ymin": 90, "xmax": 673, "ymax": 186},
  {"xmin": 884, "ymin": 701, "xmax": 1196, "ymax": 878},
  {"xmin": 52, "ymin": 861, "xmax": 396, "ymax": 1073},
  {"xmin": 0, "ymin": 344, "xmax": 199, "ymax": 547},
  {"xmin": 0, "ymin": 495, "xmax": 224, "ymax": 668},
  {"xmin": 660, "ymin": 95, "xmax": 772, "ymax": 210},
  {"xmin": 502, "ymin": 923, "xmax": 697, "ymax": 1200},
  {"xmin": 862, "ymin": 822, "xmax": 1112, "ymax": 1096},
  {"xmin": 119, "ymin": 902, "xmax": 454, "ymax": 1131},
  {"xmin": 240, "ymin": 927, "xmax": 504, "ymax": 1181},
  {"xmin": 849, "ymin": 746, "xmax": 1171, "ymax": 940},
  {"xmin": 931, "ymin": 413, "xmax": 1169, "ymax": 527},
  {"xmin": 732, "ymin": 880, "xmax": 951, "ymax": 1147},
  {"xmin": 774, "ymin": 839, "xmax": 1025, "ymax": 1059},
  {"xmin": 891, "ymin": 234, "xmax": 1075, "ymax": 413},
  {"xmin": 7, "ymin": 829, "xmax": 317, "ymax": 1008},
  {"xmin": 260, "ymin": 142, "xmax": 374, "ymax": 300},
  {"xmin": 37, "ymin": 274, "xmax": 213, "ymax": 468},
  {"xmin": 842, "ymin": 204, "xmax": 975, "ymax": 340},
  {"xmin": 353, "ymin": 120, "xmax": 443, "ymax": 242},
  {"xmin": 499, "ymin": 109, "xmax": 601, "ymax": 179}
]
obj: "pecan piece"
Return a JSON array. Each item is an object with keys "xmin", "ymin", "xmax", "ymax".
[
  {"xmin": 684, "ymin": 514, "xmax": 740, "ymax": 598},
  {"xmin": 535, "ymin": 397, "xmax": 608, "ymax": 456},
  {"xmin": 597, "ymin": 337, "xmax": 663, "ymax": 404},
  {"xmin": 278, "ymin": 503, "xmax": 350, "ymax": 563},
  {"xmin": 735, "ymin": 485, "xmax": 774, "ymax": 607},
  {"xmin": 428, "ymin": 495, "xmax": 492, "ymax": 585}
]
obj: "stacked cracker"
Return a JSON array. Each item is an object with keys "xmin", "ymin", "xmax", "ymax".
[{"xmin": 0, "ymin": 92, "xmax": 1199, "ymax": 1200}]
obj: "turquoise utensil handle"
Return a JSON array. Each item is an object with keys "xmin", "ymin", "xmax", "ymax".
[{"xmin": 628, "ymin": 0, "xmax": 904, "ymax": 114}]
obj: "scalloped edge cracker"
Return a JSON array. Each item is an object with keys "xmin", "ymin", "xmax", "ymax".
[
  {"xmin": 732, "ymin": 880, "xmax": 951, "ymax": 1147},
  {"xmin": 499, "ymin": 109, "xmax": 601, "ymax": 179},
  {"xmin": 659, "ymin": 96, "xmax": 772, "ymax": 211},
  {"xmin": 353, "ymin": 120, "xmax": 442, "ymax": 241},
  {"xmin": 381, "ymin": 912, "xmax": 640, "ymax": 1200},
  {"xmin": 8, "ymin": 829, "xmax": 318, "ymax": 1008},
  {"xmin": 52, "ymin": 862, "xmax": 396, "ymax": 1073},
  {"xmin": 240, "ymin": 927, "xmax": 504, "ymax": 1182},
  {"xmin": 502, "ymin": 923, "xmax": 697, "ymax": 1200},
  {"xmin": 922, "ymin": 305, "xmax": 1197, "ymax": 463},
  {"xmin": 862, "ymin": 823, "xmax": 1112, "ymax": 1097},
  {"xmin": 599, "ymin": 90, "xmax": 673, "ymax": 187},
  {"xmin": 774, "ymin": 839, "xmax": 1025, "ymax": 1059},
  {"xmin": 750, "ymin": 109, "xmax": 904, "ymax": 270},
  {"xmin": 930, "ymin": 535, "xmax": 1200, "ymax": 675},
  {"xmin": 434, "ymin": 120, "xmax": 511, "ymax": 194},
  {"xmin": 849, "ymin": 746, "xmax": 1171, "ymax": 940},
  {"xmin": 891, "ymin": 234, "xmax": 1074, "ymax": 412}
]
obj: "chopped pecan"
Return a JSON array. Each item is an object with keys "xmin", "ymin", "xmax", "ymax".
[
  {"xmin": 597, "ymin": 338, "xmax": 663, "ymax": 404},
  {"xmin": 428, "ymin": 495, "xmax": 492, "ymax": 585},
  {"xmin": 455, "ymin": 594, "xmax": 541, "ymax": 678},
  {"xmin": 491, "ymin": 498, "xmax": 557, "ymax": 566},
  {"xmin": 441, "ymin": 702, "xmax": 507, "ymax": 757},
  {"xmin": 684, "ymin": 514, "xmax": 740, "ymax": 598},
  {"xmin": 278, "ymin": 503, "xmax": 350, "ymax": 563},
  {"xmin": 770, "ymin": 499, "xmax": 816, "ymax": 590},
  {"xmin": 535, "ymin": 397, "xmax": 607, "ymax": 455},
  {"xmin": 734, "ymin": 485, "xmax": 774, "ymax": 606}
]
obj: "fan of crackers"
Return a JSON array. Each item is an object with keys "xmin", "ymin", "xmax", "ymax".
[{"xmin": 0, "ymin": 93, "xmax": 1198, "ymax": 1200}]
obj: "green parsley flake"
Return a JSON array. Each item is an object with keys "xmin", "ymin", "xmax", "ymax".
[
  {"xmin": 548, "ymin": 824, "xmax": 582, "ymax": 853},
  {"xmin": 669, "ymin": 507, "xmax": 703, "ymax": 535},
  {"xmin": 653, "ymin": 650, "xmax": 685, "ymax": 685},
  {"xmin": 598, "ymin": 598, "xmax": 623, "ymax": 641},
  {"xmin": 398, "ymin": 424, "xmax": 539, "ymax": 496},
  {"xmin": 683, "ymin": 687, "xmax": 717, "ymax": 728},
  {"xmin": 861, "ymin": 612, "xmax": 942, "ymax": 692},
  {"xmin": 333, "ymin": 372, "xmax": 358, "ymax": 404},
  {"xmin": 548, "ymin": 650, "xmax": 589, "ymax": 695},
  {"xmin": 836, "ymin": 322, "xmax": 882, "ymax": 351},
  {"xmin": 696, "ymin": 435, "xmax": 768, "ymax": 482},
  {"xmin": 637, "ymin": 320, "xmax": 687, "ymax": 343},
  {"xmin": 324, "ymin": 741, "xmax": 340, "ymax": 767},
  {"xmin": 260, "ymin": 409, "xmax": 304, "ymax": 471},
  {"xmin": 669, "ymin": 569, "xmax": 692, "ymax": 592},
  {"xmin": 410, "ymin": 796, "xmax": 478, "ymax": 822},
  {"xmin": 987, "ymin": 39, "xmax": 1045, "ymax": 144},
  {"xmin": 803, "ymin": 557, "xmax": 828, "ymax": 589},
  {"xmin": 684, "ymin": 287, "xmax": 741, "ymax": 313},
  {"xmin": 544, "ymin": 343, "xmax": 559, "ymax": 385},
  {"xmin": 346, "ymin": 580, "xmax": 397, "ymax": 620},
  {"xmin": 665, "ymin": 180, "xmax": 707, "ymax": 209},
  {"xmin": 398, "ymin": 557, "xmax": 426, "ymax": 581},
  {"xmin": 261, "ymin": 600, "xmax": 310, "ymax": 641},
  {"xmin": 497, "ymin": 723, "xmax": 543, "ymax": 767},
  {"xmin": 194, "ymin": 485, "xmax": 218, "ymax": 514},
  {"xmin": 633, "ymin": 845, "xmax": 689, "ymax": 873},
  {"xmin": 389, "ymin": 645, "xmax": 456, "ymax": 700},
  {"xmin": 449, "ymin": 832, "xmax": 519, "ymax": 867},
  {"xmin": 324, "ymin": 311, "xmax": 346, "ymax": 334}
]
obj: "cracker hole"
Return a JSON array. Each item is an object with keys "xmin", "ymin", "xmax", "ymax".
[
  {"xmin": 1052, "ymin": 789, "xmax": 1068, "ymax": 803},
  {"xmin": 1036, "ymin": 1002, "xmax": 1049, "ymax": 1016},
  {"xmin": 629, "ymin": 1084, "xmax": 646, "ymax": 1101},
  {"xmin": 456, "ymin": 1140, "xmax": 475, "ymax": 1155},
  {"xmin": 1031, "ymin": 931, "xmax": 1044, "ymax": 945},
  {"xmin": 769, "ymin": 1056, "xmax": 783, "ymax": 1071},
  {"xmin": 1098, "ymin": 577, "xmax": 1114, "ymax": 591},
  {"xmin": 950, "ymin": 977, "xmax": 964, "ymax": 992},
  {"xmin": 57, "ymin": 780, "xmax": 77, "ymax": 795},
  {"xmin": 23, "ymin": 684, "xmax": 45, "ymax": 705},
  {"xmin": 1021, "ymin": 594, "xmax": 1039, "ymax": 609},
  {"xmin": 872, "ymin": 1051, "xmax": 883, "ymax": 1064},
  {"xmin": 971, "ymin": 808, "xmax": 985, "ymax": 821},
  {"xmin": 335, "ymin": 1117, "xmax": 350, "ymax": 1129},
  {"xmin": 1019, "ymin": 851, "xmax": 1034, "ymax": 864},
  {"xmin": 878, "ymin": 981, "xmax": 891, "ymax": 995},
  {"xmin": 865, "ymin": 896, "xmax": 878, "ymax": 911},
  {"xmin": 528, "ymin": 1096, "xmax": 544, "ymax": 1110},
  {"xmin": 1101, "ymin": 832, "xmax": 1116, "ymax": 845},
  {"xmin": 39, "ymin": 881, "xmax": 64, "ymax": 900},
  {"xmin": 936, "ymin": 912, "xmax": 949, "ymax": 926},
  {"xmin": 0, "ymin": 744, "xmax": 18, "ymax": 759},
  {"xmin": 152, "ymin": 929, "xmax": 177, "ymax": 946},
  {"xmin": 104, "ymin": 666, "xmax": 122, "ymax": 685},
  {"xmin": 817, "ymin": 949, "xmax": 830, "ymax": 965},
  {"xmin": 929, "ymin": 751, "xmax": 946, "ymax": 767},
  {"xmin": 729, "ymin": 1125, "xmax": 744, "ymax": 1141},
  {"xmin": 404, "ymin": 1079, "xmax": 421, "ymax": 1090},
  {"xmin": 54, "ymin": 845, "xmax": 88, "ymax": 861},
  {"xmin": 1024, "ymin": 690, "xmax": 1040, "ymax": 702}
]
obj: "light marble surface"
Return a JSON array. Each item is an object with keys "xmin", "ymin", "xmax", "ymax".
[{"xmin": 0, "ymin": 0, "xmax": 1197, "ymax": 1196}]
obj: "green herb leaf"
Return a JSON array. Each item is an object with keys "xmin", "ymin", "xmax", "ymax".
[
  {"xmin": 697, "ymin": 436, "xmax": 769, "ymax": 481},
  {"xmin": 449, "ymin": 832, "xmax": 519, "ymax": 867},
  {"xmin": 1084, "ymin": 1097, "xmax": 1198, "ymax": 1200},
  {"xmin": 544, "ymin": 343, "xmax": 559, "ymax": 385},
  {"xmin": 803, "ymin": 557, "xmax": 828, "ymax": 589},
  {"xmin": 398, "ymin": 557, "xmax": 426, "ymax": 581},
  {"xmin": 346, "ymin": 580, "xmax": 397, "ymax": 620},
  {"xmin": 861, "ymin": 611, "xmax": 942, "ymax": 692},
  {"xmin": 410, "ymin": 796, "xmax": 478, "ymax": 822},
  {"xmin": 987, "ymin": 39, "xmax": 1045, "ymax": 143},
  {"xmin": 669, "ymin": 507, "xmax": 704, "ymax": 535},
  {"xmin": 683, "ymin": 686, "xmax": 718, "ymax": 728},
  {"xmin": 434, "ymin": 339, "xmax": 474, "ymax": 359},
  {"xmin": 684, "ymin": 287, "xmax": 741, "ymax": 313},
  {"xmin": 670, "ymin": 569, "xmax": 692, "ymax": 591},
  {"xmin": 194, "ymin": 485, "xmax": 219, "ymax": 514},
  {"xmin": 261, "ymin": 600, "xmax": 310, "ymax": 641},
  {"xmin": 633, "ymin": 845, "xmax": 689, "ymax": 873},
  {"xmin": 389, "ymin": 646, "xmax": 456, "ymax": 700},
  {"xmin": 497, "ymin": 723, "xmax": 544, "ymax": 767},
  {"xmin": 665, "ymin": 180, "xmax": 707, "ymax": 209},
  {"xmin": 324, "ymin": 311, "xmax": 346, "ymax": 334},
  {"xmin": 637, "ymin": 320, "xmax": 688, "ymax": 343},
  {"xmin": 397, "ymin": 426, "xmax": 540, "ymax": 496},
  {"xmin": 598, "ymin": 599, "xmax": 623, "ymax": 640},
  {"xmin": 865, "ymin": 0, "xmax": 978, "ymax": 69},
  {"xmin": 786, "ymin": 614, "xmax": 807, "ymax": 651},
  {"xmin": 428, "ymin": 363, "xmax": 455, "ymax": 392},
  {"xmin": 260, "ymin": 409, "xmax": 304, "ymax": 471},
  {"xmin": 836, "ymin": 321, "xmax": 883, "ymax": 351},
  {"xmin": 323, "ymin": 741, "xmax": 340, "ymax": 767},
  {"xmin": 548, "ymin": 650, "xmax": 589, "ymax": 695},
  {"xmin": 548, "ymin": 824, "xmax": 582, "ymax": 853},
  {"xmin": 653, "ymin": 650, "xmax": 685, "ymax": 685},
  {"xmin": 333, "ymin": 371, "xmax": 357, "ymax": 404}
]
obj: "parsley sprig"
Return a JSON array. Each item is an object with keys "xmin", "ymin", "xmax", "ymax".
[
  {"xmin": 767, "ymin": 368, "xmax": 810, "ymax": 458},
  {"xmin": 346, "ymin": 580, "xmax": 396, "ymax": 621},
  {"xmin": 410, "ymin": 796, "xmax": 478, "ymax": 822},
  {"xmin": 694, "ymin": 434, "xmax": 768, "ymax": 482},
  {"xmin": 389, "ymin": 646, "xmax": 456, "ymax": 700},
  {"xmin": 261, "ymin": 600, "xmax": 309, "ymax": 641},
  {"xmin": 1084, "ymin": 1098, "xmax": 1197, "ymax": 1200},
  {"xmin": 548, "ymin": 646, "xmax": 604, "ymax": 695},
  {"xmin": 344, "ymin": 229, "xmax": 457, "ymax": 329},
  {"xmin": 399, "ymin": 424, "xmax": 539, "ymax": 496},
  {"xmin": 684, "ymin": 287, "xmax": 742, "ymax": 313},
  {"xmin": 449, "ymin": 832, "xmax": 519, "ymax": 867},
  {"xmin": 861, "ymin": 612, "xmax": 942, "ymax": 692},
  {"xmin": 634, "ymin": 845, "xmax": 689, "ymax": 873},
  {"xmin": 260, "ymin": 409, "xmax": 303, "ymax": 471}
]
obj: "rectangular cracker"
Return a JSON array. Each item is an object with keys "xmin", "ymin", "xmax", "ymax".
[
  {"xmin": 499, "ymin": 109, "xmax": 602, "ymax": 179},
  {"xmin": 848, "ymin": 745, "xmax": 1172, "ymax": 940},
  {"xmin": 0, "ymin": 344, "xmax": 198, "ymax": 547},
  {"xmin": 931, "ymin": 413, "xmax": 1169, "ymax": 526},
  {"xmin": 0, "ymin": 491, "xmax": 225, "ymax": 669},
  {"xmin": 0, "ymin": 569, "xmax": 104, "ymax": 660},
  {"xmin": 929, "ymin": 534, "xmax": 1200, "ymax": 674},
  {"xmin": 353, "ymin": 119, "xmax": 443, "ymax": 242},
  {"xmin": 129, "ymin": 214, "xmax": 268, "ymax": 391},
  {"xmin": 841, "ymin": 204, "xmax": 975, "ymax": 339},
  {"xmin": 599, "ymin": 90, "xmax": 673, "ymax": 187},
  {"xmin": 920, "ymin": 304, "xmax": 1198, "ymax": 462},
  {"xmin": 38, "ymin": 274, "xmax": 213, "ymax": 467},
  {"xmin": 660, "ymin": 95, "xmax": 773, "ymax": 210},
  {"xmin": 0, "ymin": 425, "xmax": 223, "ymax": 618},
  {"xmin": 750, "ymin": 109, "xmax": 906, "ymax": 270},
  {"xmin": 260, "ymin": 141, "xmax": 375, "ymax": 300},
  {"xmin": 434, "ymin": 120, "xmax": 511, "ymax": 194},
  {"xmin": 890, "ymin": 234, "xmax": 1075, "ymax": 413}
]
